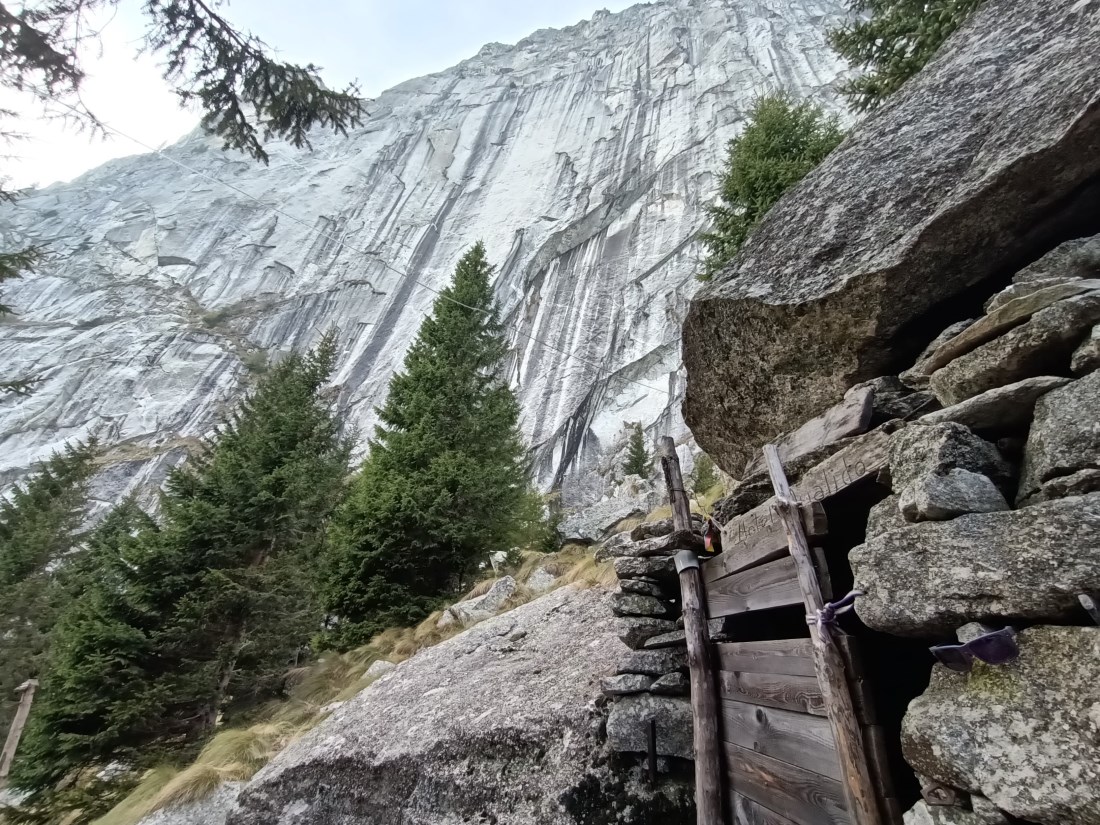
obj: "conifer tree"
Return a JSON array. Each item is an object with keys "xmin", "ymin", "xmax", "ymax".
[
  {"xmin": 829, "ymin": 0, "xmax": 984, "ymax": 111},
  {"xmin": 0, "ymin": 438, "xmax": 96, "ymax": 732},
  {"xmin": 11, "ymin": 335, "xmax": 352, "ymax": 800},
  {"xmin": 698, "ymin": 94, "xmax": 843, "ymax": 281},
  {"xmin": 322, "ymin": 243, "xmax": 529, "ymax": 649},
  {"xmin": 623, "ymin": 423, "xmax": 649, "ymax": 477}
]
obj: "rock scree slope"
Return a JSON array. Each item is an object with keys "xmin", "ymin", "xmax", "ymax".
[{"xmin": 682, "ymin": 0, "xmax": 1100, "ymax": 474}]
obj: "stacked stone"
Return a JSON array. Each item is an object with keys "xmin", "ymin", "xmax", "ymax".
[{"xmin": 597, "ymin": 516, "xmax": 703, "ymax": 761}]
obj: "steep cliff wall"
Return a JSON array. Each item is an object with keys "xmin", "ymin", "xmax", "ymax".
[{"xmin": 0, "ymin": 0, "xmax": 848, "ymax": 507}]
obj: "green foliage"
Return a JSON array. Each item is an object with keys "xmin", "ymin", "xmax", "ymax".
[
  {"xmin": 690, "ymin": 453, "xmax": 719, "ymax": 495},
  {"xmin": 623, "ymin": 423, "xmax": 650, "ymax": 477},
  {"xmin": 829, "ymin": 0, "xmax": 984, "ymax": 111},
  {"xmin": 0, "ymin": 0, "xmax": 363, "ymax": 164},
  {"xmin": 10, "ymin": 336, "xmax": 352, "ymax": 810},
  {"xmin": 0, "ymin": 438, "xmax": 97, "ymax": 733},
  {"xmin": 699, "ymin": 94, "xmax": 844, "ymax": 281},
  {"xmin": 321, "ymin": 243, "xmax": 530, "ymax": 649}
]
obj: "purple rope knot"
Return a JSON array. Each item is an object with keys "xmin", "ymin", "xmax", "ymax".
[{"xmin": 807, "ymin": 590, "xmax": 863, "ymax": 643}]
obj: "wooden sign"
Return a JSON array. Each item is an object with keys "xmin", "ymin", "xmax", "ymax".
[
  {"xmin": 705, "ymin": 502, "xmax": 826, "ymax": 584},
  {"xmin": 743, "ymin": 386, "xmax": 874, "ymax": 478},
  {"xmin": 716, "ymin": 428, "xmax": 892, "ymax": 578}
]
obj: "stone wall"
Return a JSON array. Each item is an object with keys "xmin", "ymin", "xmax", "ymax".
[{"xmin": 700, "ymin": 239, "xmax": 1100, "ymax": 825}]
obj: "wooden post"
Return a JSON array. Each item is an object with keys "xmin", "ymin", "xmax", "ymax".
[
  {"xmin": 659, "ymin": 436, "xmax": 692, "ymax": 533},
  {"xmin": 763, "ymin": 445, "xmax": 882, "ymax": 825},
  {"xmin": 676, "ymin": 549, "xmax": 724, "ymax": 825},
  {"xmin": 0, "ymin": 679, "xmax": 39, "ymax": 789}
]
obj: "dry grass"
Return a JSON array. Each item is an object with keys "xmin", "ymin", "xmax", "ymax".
[
  {"xmin": 95, "ymin": 544, "xmax": 613, "ymax": 825},
  {"xmin": 607, "ymin": 514, "xmax": 644, "ymax": 535}
]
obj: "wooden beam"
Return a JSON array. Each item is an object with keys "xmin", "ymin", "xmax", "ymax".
[
  {"xmin": 727, "ymin": 743, "xmax": 851, "ymax": 825},
  {"xmin": 730, "ymin": 792, "xmax": 801, "ymax": 825},
  {"xmin": 659, "ymin": 437, "xmax": 693, "ymax": 533},
  {"xmin": 763, "ymin": 445, "xmax": 883, "ymax": 825},
  {"xmin": 743, "ymin": 386, "xmax": 874, "ymax": 478},
  {"xmin": 675, "ymin": 551, "xmax": 724, "ymax": 825},
  {"xmin": 720, "ymin": 429, "xmax": 892, "ymax": 576},
  {"xmin": 863, "ymin": 724, "xmax": 903, "ymax": 824},
  {"xmin": 704, "ymin": 502, "xmax": 826, "ymax": 583},
  {"xmin": 0, "ymin": 679, "xmax": 39, "ymax": 789},
  {"xmin": 721, "ymin": 699, "xmax": 841, "ymax": 781},
  {"xmin": 718, "ymin": 670, "xmax": 827, "ymax": 717}
]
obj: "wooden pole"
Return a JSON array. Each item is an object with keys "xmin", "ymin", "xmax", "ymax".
[
  {"xmin": 0, "ymin": 679, "xmax": 39, "ymax": 789},
  {"xmin": 676, "ymin": 549, "xmax": 724, "ymax": 825},
  {"xmin": 762, "ymin": 445, "xmax": 882, "ymax": 825},
  {"xmin": 658, "ymin": 436, "xmax": 692, "ymax": 533}
]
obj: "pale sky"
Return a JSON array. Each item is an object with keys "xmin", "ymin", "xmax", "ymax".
[{"xmin": 2, "ymin": 0, "xmax": 637, "ymax": 189}]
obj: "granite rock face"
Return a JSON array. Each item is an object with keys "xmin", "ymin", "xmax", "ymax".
[
  {"xmin": 888, "ymin": 423, "xmax": 1012, "ymax": 495},
  {"xmin": 137, "ymin": 783, "xmax": 243, "ymax": 825},
  {"xmin": 228, "ymin": 586, "xmax": 689, "ymax": 825},
  {"xmin": 902, "ymin": 626, "xmax": 1100, "ymax": 825},
  {"xmin": 605, "ymin": 694, "xmax": 693, "ymax": 760},
  {"xmin": 1017, "ymin": 371, "xmax": 1100, "ymax": 504},
  {"xmin": 850, "ymin": 494, "xmax": 1100, "ymax": 636},
  {"xmin": 919, "ymin": 376, "xmax": 1072, "ymax": 434},
  {"xmin": 682, "ymin": 0, "xmax": 1100, "ymax": 473},
  {"xmin": 0, "ymin": 0, "xmax": 851, "ymax": 509}
]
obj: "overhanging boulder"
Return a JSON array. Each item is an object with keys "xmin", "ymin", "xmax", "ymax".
[{"xmin": 682, "ymin": 0, "xmax": 1100, "ymax": 473}]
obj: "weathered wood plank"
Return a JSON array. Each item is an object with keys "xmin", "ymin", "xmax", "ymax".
[
  {"xmin": 720, "ymin": 429, "xmax": 892, "ymax": 576},
  {"xmin": 727, "ymin": 743, "xmax": 851, "ymax": 825},
  {"xmin": 659, "ymin": 437, "xmax": 693, "ymax": 533},
  {"xmin": 716, "ymin": 639, "xmax": 817, "ymax": 677},
  {"xmin": 744, "ymin": 387, "xmax": 874, "ymax": 477},
  {"xmin": 731, "ymin": 791, "xmax": 801, "ymax": 825},
  {"xmin": 719, "ymin": 670, "xmax": 827, "ymax": 717},
  {"xmin": 764, "ymin": 445, "xmax": 883, "ymax": 825},
  {"xmin": 706, "ymin": 555, "xmax": 803, "ymax": 618},
  {"xmin": 721, "ymin": 699, "xmax": 841, "ymax": 781},
  {"xmin": 704, "ymin": 502, "xmax": 826, "ymax": 584},
  {"xmin": 707, "ymin": 549, "xmax": 830, "ymax": 619},
  {"xmin": 0, "ymin": 679, "xmax": 38, "ymax": 788}
]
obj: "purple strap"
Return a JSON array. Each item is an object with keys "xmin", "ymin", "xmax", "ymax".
[{"xmin": 807, "ymin": 590, "xmax": 863, "ymax": 643}]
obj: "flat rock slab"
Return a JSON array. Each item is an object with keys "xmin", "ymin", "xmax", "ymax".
[
  {"xmin": 1018, "ymin": 370, "xmax": 1100, "ymax": 503},
  {"xmin": 601, "ymin": 674, "xmax": 653, "ymax": 696},
  {"xmin": 920, "ymin": 376, "xmax": 1072, "ymax": 434},
  {"xmin": 613, "ymin": 555, "xmax": 675, "ymax": 581},
  {"xmin": 683, "ymin": 0, "xmax": 1100, "ymax": 473},
  {"xmin": 606, "ymin": 694, "xmax": 693, "ymax": 759},
  {"xmin": 902, "ymin": 626, "xmax": 1100, "ymax": 825},
  {"xmin": 611, "ymin": 592, "xmax": 674, "ymax": 618},
  {"xmin": 889, "ymin": 422, "xmax": 1012, "ymax": 492},
  {"xmin": 615, "ymin": 649, "xmax": 688, "ymax": 677},
  {"xmin": 619, "ymin": 578, "xmax": 666, "ymax": 597},
  {"xmin": 227, "ymin": 587, "xmax": 676, "ymax": 825},
  {"xmin": 851, "ymin": 493, "xmax": 1100, "ymax": 636},
  {"xmin": 616, "ymin": 617, "xmax": 678, "ymax": 650},
  {"xmin": 930, "ymin": 292, "xmax": 1100, "ymax": 405},
  {"xmin": 649, "ymin": 672, "xmax": 690, "ymax": 696},
  {"xmin": 642, "ymin": 630, "xmax": 687, "ymax": 650}
]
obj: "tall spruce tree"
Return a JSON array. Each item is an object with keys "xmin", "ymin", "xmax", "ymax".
[
  {"xmin": 623, "ymin": 423, "xmax": 649, "ymax": 477},
  {"xmin": 322, "ymin": 243, "xmax": 529, "ymax": 649},
  {"xmin": 11, "ymin": 335, "xmax": 352, "ymax": 803},
  {"xmin": 829, "ymin": 0, "xmax": 984, "ymax": 111},
  {"xmin": 698, "ymin": 94, "xmax": 844, "ymax": 281},
  {"xmin": 0, "ymin": 438, "xmax": 96, "ymax": 732}
]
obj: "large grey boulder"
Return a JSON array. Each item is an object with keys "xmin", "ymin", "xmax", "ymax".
[
  {"xmin": 682, "ymin": 0, "xmax": 1100, "ymax": 473},
  {"xmin": 902, "ymin": 626, "xmax": 1100, "ymax": 825},
  {"xmin": 850, "ymin": 494, "xmax": 1100, "ymax": 635},
  {"xmin": 898, "ymin": 468, "xmax": 1008, "ymax": 522},
  {"xmin": 228, "ymin": 587, "xmax": 690, "ymax": 824},
  {"xmin": 889, "ymin": 423, "xmax": 1012, "ymax": 494},
  {"xmin": 929, "ymin": 292, "xmax": 1100, "ymax": 405},
  {"xmin": 137, "ymin": 783, "xmax": 244, "ymax": 825},
  {"xmin": 1018, "ymin": 371, "xmax": 1100, "ymax": 504},
  {"xmin": 438, "ymin": 576, "xmax": 518, "ymax": 628},
  {"xmin": 903, "ymin": 799, "xmax": 1009, "ymax": 825}
]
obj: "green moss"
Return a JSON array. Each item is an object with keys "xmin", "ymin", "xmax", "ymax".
[{"xmin": 963, "ymin": 663, "xmax": 1020, "ymax": 701}]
